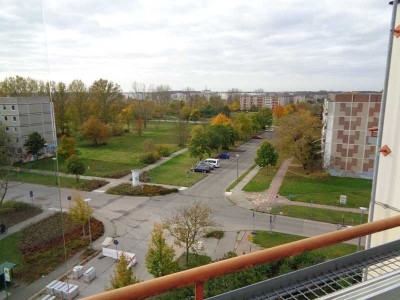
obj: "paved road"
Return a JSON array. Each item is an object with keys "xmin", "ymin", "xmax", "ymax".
[{"xmin": 3, "ymin": 134, "xmax": 347, "ymax": 299}]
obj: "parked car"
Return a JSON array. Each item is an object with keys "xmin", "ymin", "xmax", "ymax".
[
  {"xmin": 197, "ymin": 161, "xmax": 214, "ymax": 170},
  {"xmin": 192, "ymin": 164, "xmax": 211, "ymax": 173},
  {"xmin": 251, "ymin": 135, "xmax": 263, "ymax": 139},
  {"xmin": 204, "ymin": 158, "xmax": 220, "ymax": 168},
  {"xmin": 218, "ymin": 152, "xmax": 230, "ymax": 159}
]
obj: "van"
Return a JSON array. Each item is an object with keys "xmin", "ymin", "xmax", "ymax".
[{"xmin": 204, "ymin": 158, "xmax": 220, "ymax": 168}]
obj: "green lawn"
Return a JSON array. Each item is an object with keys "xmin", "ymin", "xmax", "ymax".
[
  {"xmin": 0, "ymin": 232, "xmax": 23, "ymax": 265},
  {"xmin": 271, "ymin": 205, "xmax": 368, "ymax": 226},
  {"xmin": 149, "ymin": 151, "xmax": 207, "ymax": 186},
  {"xmin": 253, "ymin": 231, "xmax": 357, "ymax": 259},
  {"xmin": 9, "ymin": 171, "xmax": 94, "ymax": 190},
  {"xmin": 19, "ymin": 122, "xmax": 187, "ymax": 178},
  {"xmin": 243, "ymin": 161, "xmax": 282, "ymax": 192},
  {"xmin": 279, "ymin": 166, "xmax": 372, "ymax": 208}
]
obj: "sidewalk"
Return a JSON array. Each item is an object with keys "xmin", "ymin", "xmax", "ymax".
[{"xmin": 227, "ymin": 159, "xmax": 362, "ymax": 214}]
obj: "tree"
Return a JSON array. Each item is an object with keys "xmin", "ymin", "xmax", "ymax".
[
  {"xmin": 252, "ymin": 108, "xmax": 273, "ymax": 131},
  {"xmin": 188, "ymin": 125, "xmax": 211, "ymax": 161},
  {"xmin": 120, "ymin": 105, "xmax": 134, "ymax": 131},
  {"xmin": 174, "ymin": 120, "xmax": 189, "ymax": 147},
  {"xmin": 108, "ymin": 253, "xmax": 140, "ymax": 290},
  {"xmin": 66, "ymin": 156, "xmax": 85, "ymax": 182},
  {"xmin": 53, "ymin": 81, "xmax": 70, "ymax": 135},
  {"xmin": 179, "ymin": 105, "xmax": 192, "ymax": 123},
  {"xmin": 24, "ymin": 132, "xmax": 46, "ymax": 157},
  {"xmin": 69, "ymin": 193, "xmax": 93, "ymax": 237},
  {"xmin": 232, "ymin": 113, "xmax": 253, "ymax": 139},
  {"xmin": 82, "ymin": 116, "xmax": 110, "ymax": 146},
  {"xmin": 275, "ymin": 110, "xmax": 322, "ymax": 170},
  {"xmin": 68, "ymin": 79, "xmax": 89, "ymax": 131},
  {"xmin": 163, "ymin": 203, "xmax": 218, "ymax": 266},
  {"xmin": 210, "ymin": 113, "xmax": 231, "ymax": 126},
  {"xmin": 145, "ymin": 223, "xmax": 177, "ymax": 277},
  {"xmin": 57, "ymin": 135, "xmax": 76, "ymax": 159},
  {"xmin": 89, "ymin": 79, "xmax": 123, "ymax": 124},
  {"xmin": 189, "ymin": 109, "xmax": 202, "ymax": 121},
  {"xmin": 0, "ymin": 128, "xmax": 14, "ymax": 205},
  {"xmin": 255, "ymin": 141, "xmax": 279, "ymax": 172}
]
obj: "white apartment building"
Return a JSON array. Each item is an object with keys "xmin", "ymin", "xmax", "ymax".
[{"xmin": 0, "ymin": 96, "xmax": 56, "ymax": 160}]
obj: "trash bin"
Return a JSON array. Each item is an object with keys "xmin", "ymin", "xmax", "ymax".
[
  {"xmin": 83, "ymin": 267, "xmax": 96, "ymax": 283},
  {"xmin": 72, "ymin": 265, "xmax": 84, "ymax": 279}
]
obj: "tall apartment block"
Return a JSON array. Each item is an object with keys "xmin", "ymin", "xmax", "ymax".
[
  {"xmin": 0, "ymin": 96, "xmax": 56, "ymax": 160},
  {"xmin": 240, "ymin": 94, "xmax": 279, "ymax": 110},
  {"xmin": 322, "ymin": 93, "xmax": 381, "ymax": 179}
]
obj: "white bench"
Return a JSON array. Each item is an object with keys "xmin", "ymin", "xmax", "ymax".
[{"xmin": 102, "ymin": 248, "xmax": 137, "ymax": 268}]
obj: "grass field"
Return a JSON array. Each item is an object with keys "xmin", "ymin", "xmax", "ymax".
[
  {"xmin": 243, "ymin": 161, "xmax": 282, "ymax": 192},
  {"xmin": 0, "ymin": 232, "xmax": 23, "ymax": 265},
  {"xmin": 226, "ymin": 164, "xmax": 257, "ymax": 191},
  {"xmin": 279, "ymin": 166, "xmax": 372, "ymax": 208},
  {"xmin": 253, "ymin": 231, "xmax": 357, "ymax": 259},
  {"xmin": 149, "ymin": 151, "xmax": 207, "ymax": 186},
  {"xmin": 9, "ymin": 171, "xmax": 98, "ymax": 190},
  {"xmin": 19, "ymin": 122, "xmax": 187, "ymax": 178},
  {"xmin": 271, "ymin": 205, "xmax": 368, "ymax": 226}
]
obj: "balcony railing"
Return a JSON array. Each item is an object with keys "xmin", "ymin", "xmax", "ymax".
[{"xmin": 83, "ymin": 215, "xmax": 400, "ymax": 300}]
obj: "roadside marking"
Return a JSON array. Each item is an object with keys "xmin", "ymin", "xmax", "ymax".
[
  {"xmin": 48, "ymin": 207, "xmax": 61, "ymax": 211},
  {"xmin": 225, "ymin": 192, "xmax": 232, "ymax": 196},
  {"xmin": 179, "ymin": 187, "xmax": 188, "ymax": 191},
  {"xmin": 94, "ymin": 190, "xmax": 106, "ymax": 193}
]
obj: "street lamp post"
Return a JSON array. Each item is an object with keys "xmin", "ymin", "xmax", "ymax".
[
  {"xmin": 52, "ymin": 157, "xmax": 57, "ymax": 185},
  {"xmin": 357, "ymin": 207, "xmax": 368, "ymax": 251},
  {"xmin": 84, "ymin": 198, "xmax": 92, "ymax": 249},
  {"xmin": 113, "ymin": 239, "xmax": 119, "ymax": 262},
  {"xmin": 236, "ymin": 154, "xmax": 239, "ymax": 179}
]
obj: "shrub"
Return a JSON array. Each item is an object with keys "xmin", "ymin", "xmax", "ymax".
[
  {"xmin": 139, "ymin": 171, "xmax": 151, "ymax": 182},
  {"xmin": 140, "ymin": 151, "xmax": 160, "ymax": 164},
  {"xmin": 78, "ymin": 179, "xmax": 109, "ymax": 191},
  {"xmin": 142, "ymin": 139, "xmax": 157, "ymax": 153},
  {"xmin": 111, "ymin": 123, "xmax": 124, "ymax": 136},
  {"xmin": 105, "ymin": 170, "xmax": 131, "ymax": 179},
  {"xmin": 107, "ymin": 183, "xmax": 178, "ymax": 196},
  {"xmin": 204, "ymin": 230, "xmax": 224, "ymax": 239},
  {"xmin": 156, "ymin": 144, "xmax": 171, "ymax": 157}
]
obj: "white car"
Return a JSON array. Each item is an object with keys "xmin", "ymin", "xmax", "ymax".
[{"xmin": 204, "ymin": 158, "xmax": 220, "ymax": 168}]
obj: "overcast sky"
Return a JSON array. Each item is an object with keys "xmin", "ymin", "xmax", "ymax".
[{"xmin": 0, "ymin": 0, "xmax": 393, "ymax": 92}]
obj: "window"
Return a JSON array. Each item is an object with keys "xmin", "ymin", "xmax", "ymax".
[
  {"xmin": 12, "ymin": 116, "xmax": 17, "ymax": 121},
  {"xmin": 11, "ymin": 105, "xmax": 15, "ymax": 111},
  {"xmin": 4, "ymin": 116, "xmax": 7, "ymax": 121},
  {"xmin": 16, "ymin": 138, "xmax": 19, "ymax": 143},
  {"xmin": 2, "ymin": 105, "xmax": 5, "ymax": 110},
  {"xmin": 5, "ymin": 127, "xmax": 9, "ymax": 132},
  {"xmin": 14, "ymin": 127, "xmax": 18, "ymax": 132}
]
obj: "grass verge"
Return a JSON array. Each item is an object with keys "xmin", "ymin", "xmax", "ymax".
[
  {"xmin": 271, "ymin": 205, "xmax": 367, "ymax": 226},
  {"xmin": 226, "ymin": 164, "xmax": 257, "ymax": 191},
  {"xmin": 279, "ymin": 166, "xmax": 372, "ymax": 208},
  {"xmin": 9, "ymin": 171, "xmax": 108, "ymax": 191},
  {"xmin": 253, "ymin": 230, "xmax": 357, "ymax": 259},
  {"xmin": 0, "ymin": 201, "xmax": 42, "ymax": 227},
  {"xmin": 149, "ymin": 151, "xmax": 207, "ymax": 186},
  {"xmin": 243, "ymin": 161, "xmax": 282, "ymax": 192}
]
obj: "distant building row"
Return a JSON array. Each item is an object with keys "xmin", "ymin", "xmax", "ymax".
[{"xmin": 239, "ymin": 94, "xmax": 320, "ymax": 110}]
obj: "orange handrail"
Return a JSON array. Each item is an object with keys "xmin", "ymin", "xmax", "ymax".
[{"xmin": 83, "ymin": 215, "xmax": 400, "ymax": 300}]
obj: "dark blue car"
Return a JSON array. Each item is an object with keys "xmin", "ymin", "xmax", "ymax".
[{"xmin": 218, "ymin": 152, "xmax": 230, "ymax": 159}]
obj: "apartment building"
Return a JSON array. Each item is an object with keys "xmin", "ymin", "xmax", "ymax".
[
  {"xmin": 240, "ymin": 94, "xmax": 278, "ymax": 110},
  {"xmin": 0, "ymin": 96, "xmax": 56, "ymax": 159},
  {"xmin": 322, "ymin": 92, "xmax": 381, "ymax": 179}
]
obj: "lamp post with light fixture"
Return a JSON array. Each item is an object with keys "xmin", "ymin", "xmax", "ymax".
[
  {"xmin": 357, "ymin": 207, "xmax": 368, "ymax": 251},
  {"xmin": 236, "ymin": 154, "xmax": 239, "ymax": 179},
  {"xmin": 52, "ymin": 157, "xmax": 57, "ymax": 185},
  {"xmin": 84, "ymin": 198, "xmax": 92, "ymax": 249}
]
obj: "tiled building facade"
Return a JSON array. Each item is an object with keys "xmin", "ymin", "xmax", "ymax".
[
  {"xmin": 240, "ymin": 94, "xmax": 279, "ymax": 110},
  {"xmin": 322, "ymin": 93, "xmax": 381, "ymax": 179},
  {"xmin": 0, "ymin": 96, "xmax": 56, "ymax": 160}
]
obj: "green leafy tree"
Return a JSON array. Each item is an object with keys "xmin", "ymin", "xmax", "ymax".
[
  {"xmin": 66, "ymin": 155, "xmax": 85, "ymax": 182},
  {"xmin": 163, "ymin": 203, "xmax": 218, "ymax": 266},
  {"xmin": 24, "ymin": 131, "xmax": 46, "ymax": 157},
  {"xmin": 255, "ymin": 141, "xmax": 278, "ymax": 172},
  {"xmin": 188, "ymin": 125, "xmax": 211, "ymax": 160},
  {"xmin": 179, "ymin": 105, "xmax": 192, "ymax": 123},
  {"xmin": 233, "ymin": 113, "xmax": 253, "ymax": 139},
  {"xmin": 189, "ymin": 109, "xmax": 202, "ymax": 121},
  {"xmin": 108, "ymin": 253, "xmax": 140, "ymax": 290},
  {"xmin": 0, "ymin": 128, "xmax": 14, "ymax": 205},
  {"xmin": 145, "ymin": 223, "xmax": 177, "ymax": 277},
  {"xmin": 253, "ymin": 108, "xmax": 273, "ymax": 131},
  {"xmin": 57, "ymin": 135, "xmax": 76, "ymax": 159},
  {"xmin": 174, "ymin": 120, "xmax": 189, "ymax": 147},
  {"xmin": 69, "ymin": 193, "xmax": 92, "ymax": 237}
]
